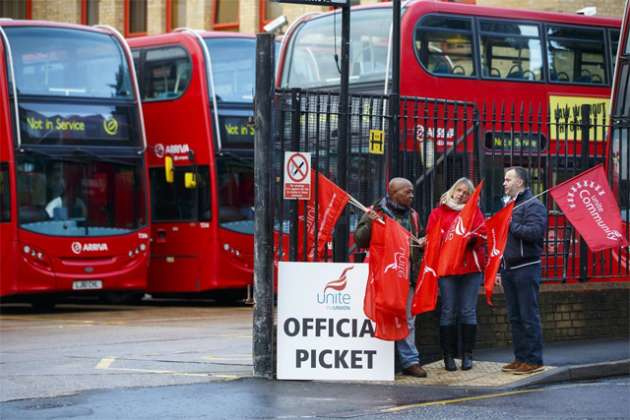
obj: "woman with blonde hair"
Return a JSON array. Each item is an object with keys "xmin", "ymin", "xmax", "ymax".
[{"xmin": 425, "ymin": 177, "xmax": 486, "ymax": 371}]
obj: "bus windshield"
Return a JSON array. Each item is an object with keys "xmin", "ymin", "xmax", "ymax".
[
  {"xmin": 204, "ymin": 37, "xmax": 256, "ymax": 104},
  {"xmin": 5, "ymin": 26, "xmax": 133, "ymax": 99},
  {"xmin": 16, "ymin": 156, "xmax": 147, "ymax": 236},
  {"xmin": 216, "ymin": 154, "xmax": 254, "ymax": 234},
  {"xmin": 283, "ymin": 8, "xmax": 391, "ymax": 89}
]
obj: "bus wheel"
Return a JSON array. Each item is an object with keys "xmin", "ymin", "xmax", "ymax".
[
  {"xmin": 100, "ymin": 292, "xmax": 144, "ymax": 305},
  {"xmin": 31, "ymin": 299, "xmax": 56, "ymax": 313},
  {"xmin": 214, "ymin": 289, "xmax": 248, "ymax": 305}
]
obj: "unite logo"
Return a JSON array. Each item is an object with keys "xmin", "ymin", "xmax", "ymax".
[
  {"xmin": 383, "ymin": 252, "xmax": 408, "ymax": 279},
  {"xmin": 446, "ymin": 216, "xmax": 466, "ymax": 240},
  {"xmin": 316, "ymin": 266, "xmax": 353, "ymax": 308},
  {"xmin": 71, "ymin": 241, "xmax": 109, "ymax": 255},
  {"xmin": 490, "ymin": 229, "xmax": 501, "ymax": 257}
]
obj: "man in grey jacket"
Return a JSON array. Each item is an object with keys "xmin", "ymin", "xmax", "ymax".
[
  {"xmin": 354, "ymin": 178, "xmax": 427, "ymax": 378},
  {"xmin": 500, "ymin": 166, "xmax": 547, "ymax": 375}
]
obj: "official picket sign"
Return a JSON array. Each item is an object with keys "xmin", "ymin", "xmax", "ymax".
[{"xmin": 277, "ymin": 262, "xmax": 394, "ymax": 381}]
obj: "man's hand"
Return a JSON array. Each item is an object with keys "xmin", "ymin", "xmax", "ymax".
[
  {"xmin": 495, "ymin": 273, "xmax": 502, "ymax": 287},
  {"xmin": 417, "ymin": 236, "xmax": 427, "ymax": 248},
  {"xmin": 365, "ymin": 209, "xmax": 379, "ymax": 221}
]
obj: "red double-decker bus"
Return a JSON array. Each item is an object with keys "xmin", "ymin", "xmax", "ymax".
[
  {"xmin": 276, "ymin": 1, "xmax": 626, "ymax": 281},
  {"xmin": 609, "ymin": 0, "xmax": 630, "ymax": 274},
  {"xmin": 0, "ymin": 21, "xmax": 150, "ymax": 309},
  {"xmin": 129, "ymin": 31, "xmax": 257, "ymax": 300}
]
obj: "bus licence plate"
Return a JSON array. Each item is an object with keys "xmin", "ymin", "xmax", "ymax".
[{"xmin": 72, "ymin": 280, "xmax": 103, "ymax": 290}]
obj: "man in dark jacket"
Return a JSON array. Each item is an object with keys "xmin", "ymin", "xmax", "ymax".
[
  {"xmin": 500, "ymin": 166, "xmax": 547, "ymax": 375},
  {"xmin": 354, "ymin": 177, "xmax": 427, "ymax": 378}
]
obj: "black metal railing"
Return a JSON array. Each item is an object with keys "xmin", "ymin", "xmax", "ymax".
[{"xmin": 271, "ymin": 88, "xmax": 629, "ymax": 282}]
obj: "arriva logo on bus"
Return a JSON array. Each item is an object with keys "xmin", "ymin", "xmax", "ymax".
[
  {"xmin": 71, "ymin": 242, "xmax": 109, "ymax": 255},
  {"xmin": 153, "ymin": 143, "xmax": 191, "ymax": 161}
]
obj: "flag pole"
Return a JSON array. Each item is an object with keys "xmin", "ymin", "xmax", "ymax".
[{"xmin": 346, "ymin": 194, "xmax": 424, "ymax": 247}]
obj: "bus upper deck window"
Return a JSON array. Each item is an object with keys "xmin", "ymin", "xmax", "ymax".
[
  {"xmin": 414, "ymin": 15, "xmax": 475, "ymax": 78},
  {"xmin": 142, "ymin": 46, "xmax": 192, "ymax": 101},
  {"xmin": 479, "ymin": 20, "xmax": 543, "ymax": 82},
  {"xmin": 547, "ymin": 25, "xmax": 606, "ymax": 85}
]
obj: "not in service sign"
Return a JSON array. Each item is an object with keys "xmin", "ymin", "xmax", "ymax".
[{"xmin": 277, "ymin": 262, "xmax": 394, "ymax": 381}]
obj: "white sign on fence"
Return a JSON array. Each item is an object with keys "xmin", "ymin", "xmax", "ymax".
[
  {"xmin": 283, "ymin": 151, "xmax": 311, "ymax": 200},
  {"xmin": 277, "ymin": 262, "xmax": 394, "ymax": 381}
]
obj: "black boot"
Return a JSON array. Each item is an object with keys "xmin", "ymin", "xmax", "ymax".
[
  {"xmin": 461, "ymin": 324, "xmax": 477, "ymax": 370},
  {"xmin": 440, "ymin": 326, "xmax": 457, "ymax": 371}
]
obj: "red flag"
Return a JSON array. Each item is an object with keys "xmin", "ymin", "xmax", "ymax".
[
  {"xmin": 549, "ymin": 164, "xmax": 628, "ymax": 252},
  {"xmin": 484, "ymin": 202, "xmax": 514, "ymax": 306},
  {"xmin": 364, "ymin": 217, "xmax": 410, "ymax": 341},
  {"xmin": 298, "ymin": 172, "xmax": 349, "ymax": 260},
  {"xmin": 411, "ymin": 216, "xmax": 442, "ymax": 315},
  {"xmin": 437, "ymin": 181, "xmax": 484, "ymax": 276}
]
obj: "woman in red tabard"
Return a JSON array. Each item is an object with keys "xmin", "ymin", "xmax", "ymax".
[{"xmin": 426, "ymin": 177, "xmax": 486, "ymax": 371}]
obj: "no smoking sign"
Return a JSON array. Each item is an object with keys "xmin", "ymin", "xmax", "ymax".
[{"xmin": 284, "ymin": 151, "xmax": 311, "ymax": 200}]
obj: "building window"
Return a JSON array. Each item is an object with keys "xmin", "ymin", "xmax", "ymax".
[
  {"xmin": 166, "ymin": 0, "xmax": 186, "ymax": 32},
  {"xmin": 81, "ymin": 0, "xmax": 99, "ymax": 26},
  {"xmin": 259, "ymin": 0, "xmax": 283, "ymax": 32},
  {"xmin": 125, "ymin": 0, "xmax": 147, "ymax": 37},
  {"xmin": 0, "ymin": 0, "xmax": 32, "ymax": 19},
  {"xmin": 213, "ymin": 0, "xmax": 239, "ymax": 31}
]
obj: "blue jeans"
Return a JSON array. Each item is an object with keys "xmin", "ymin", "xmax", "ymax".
[
  {"xmin": 438, "ymin": 272, "xmax": 482, "ymax": 326},
  {"xmin": 395, "ymin": 289, "xmax": 420, "ymax": 369},
  {"xmin": 501, "ymin": 263, "xmax": 544, "ymax": 365}
]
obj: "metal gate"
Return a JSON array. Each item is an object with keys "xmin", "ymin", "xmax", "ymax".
[{"xmin": 267, "ymin": 87, "xmax": 629, "ymax": 282}]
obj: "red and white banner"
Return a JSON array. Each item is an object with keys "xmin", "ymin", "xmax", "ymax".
[
  {"xmin": 298, "ymin": 172, "xmax": 349, "ymax": 260},
  {"xmin": 364, "ymin": 217, "xmax": 410, "ymax": 341},
  {"xmin": 484, "ymin": 201, "xmax": 514, "ymax": 306},
  {"xmin": 411, "ymin": 216, "xmax": 442, "ymax": 315},
  {"xmin": 437, "ymin": 181, "xmax": 484, "ymax": 277},
  {"xmin": 549, "ymin": 165, "xmax": 628, "ymax": 252}
]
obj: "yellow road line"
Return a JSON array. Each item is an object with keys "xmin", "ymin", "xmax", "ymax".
[
  {"xmin": 381, "ymin": 388, "xmax": 543, "ymax": 413},
  {"xmin": 95, "ymin": 357, "xmax": 116, "ymax": 370},
  {"xmin": 101, "ymin": 367, "xmax": 239, "ymax": 379}
]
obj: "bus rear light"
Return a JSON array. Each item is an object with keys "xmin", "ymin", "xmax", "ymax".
[
  {"xmin": 23, "ymin": 245, "xmax": 31, "ymax": 254},
  {"xmin": 139, "ymin": 243, "xmax": 147, "ymax": 252}
]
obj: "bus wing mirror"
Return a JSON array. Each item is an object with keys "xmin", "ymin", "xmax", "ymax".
[
  {"xmin": 184, "ymin": 172, "xmax": 197, "ymax": 189},
  {"xmin": 164, "ymin": 156, "xmax": 174, "ymax": 183}
]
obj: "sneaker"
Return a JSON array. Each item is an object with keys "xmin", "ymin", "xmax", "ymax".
[
  {"xmin": 501, "ymin": 360, "xmax": 522, "ymax": 372},
  {"xmin": 402, "ymin": 364, "xmax": 428, "ymax": 378},
  {"xmin": 512, "ymin": 363, "xmax": 544, "ymax": 375}
]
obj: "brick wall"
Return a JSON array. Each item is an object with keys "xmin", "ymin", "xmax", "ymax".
[
  {"xmin": 477, "ymin": 0, "xmax": 623, "ymax": 18},
  {"xmin": 32, "ymin": 0, "xmax": 81, "ymax": 24},
  {"xmin": 416, "ymin": 282, "xmax": 630, "ymax": 362},
  {"xmin": 26, "ymin": 0, "xmax": 624, "ymax": 35}
]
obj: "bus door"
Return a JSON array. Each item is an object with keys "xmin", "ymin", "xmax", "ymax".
[{"xmin": 148, "ymin": 163, "xmax": 212, "ymax": 293}]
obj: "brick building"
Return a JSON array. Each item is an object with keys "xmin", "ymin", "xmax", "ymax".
[{"xmin": 0, "ymin": 0, "xmax": 624, "ymax": 37}]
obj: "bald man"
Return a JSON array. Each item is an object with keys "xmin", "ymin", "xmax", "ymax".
[{"xmin": 354, "ymin": 178, "xmax": 427, "ymax": 378}]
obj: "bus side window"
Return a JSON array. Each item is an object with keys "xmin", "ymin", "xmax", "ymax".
[
  {"xmin": 479, "ymin": 20, "xmax": 543, "ymax": 82},
  {"xmin": 414, "ymin": 14, "xmax": 475, "ymax": 78},
  {"xmin": 143, "ymin": 46, "xmax": 192, "ymax": 101},
  {"xmin": 0, "ymin": 163, "xmax": 10, "ymax": 222},
  {"xmin": 547, "ymin": 25, "xmax": 606, "ymax": 85}
]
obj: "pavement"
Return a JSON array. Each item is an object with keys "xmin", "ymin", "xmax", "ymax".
[{"xmin": 386, "ymin": 337, "xmax": 630, "ymax": 390}]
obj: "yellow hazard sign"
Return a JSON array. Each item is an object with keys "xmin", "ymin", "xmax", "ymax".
[
  {"xmin": 369, "ymin": 129, "xmax": 385, "ymax": 154},
  {"xmin": 549, "ymin": 95, "xmax": 609, "ymax": 141}
]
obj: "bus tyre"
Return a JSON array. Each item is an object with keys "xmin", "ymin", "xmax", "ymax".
[
  {"xmin": 31, "ymin": 299, "xmax": 56, "ymax": 313},
  {"xmin": 100, "ymin": 292, "xmax": 144, "ymax": 305}
]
